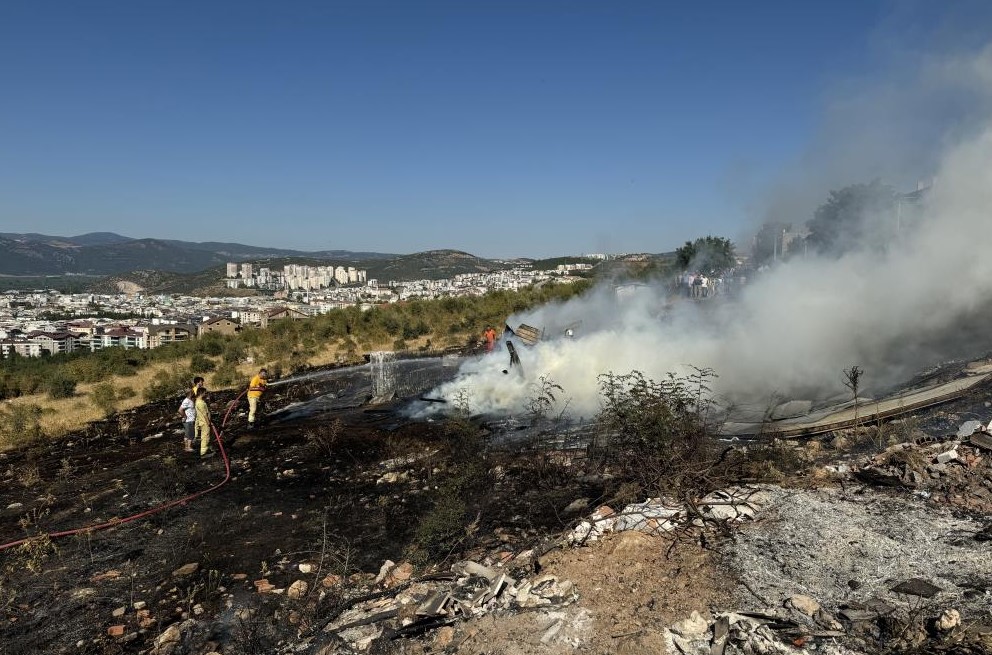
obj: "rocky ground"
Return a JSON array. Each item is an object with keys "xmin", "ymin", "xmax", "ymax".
[{"xmin": 1, "ymin": 357, "xmax": 991, "ymax": 655}]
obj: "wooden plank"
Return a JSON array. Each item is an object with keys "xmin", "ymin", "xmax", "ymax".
[{"xmin": 513, "ymin": 323, "xmax": 542, "ymax": 346}]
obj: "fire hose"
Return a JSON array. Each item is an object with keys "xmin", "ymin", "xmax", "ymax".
[{"xmin": 0, "ymin": 389, "xmax": 249, "ymax": 553}]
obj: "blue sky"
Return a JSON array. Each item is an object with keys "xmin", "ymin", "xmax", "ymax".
[{"xmin": 0, "ymin": 1, "xmax": 979, "ymax": 258}]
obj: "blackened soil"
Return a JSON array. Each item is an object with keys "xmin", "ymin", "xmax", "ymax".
[{"xmin": 0, "ymin": 365, "xmax": 605, "ymax": 655}]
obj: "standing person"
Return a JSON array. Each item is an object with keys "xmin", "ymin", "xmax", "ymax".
[
  {"xmin": 247, "ymin": 368, "xmax": 268, "ymax": 430},
  {"xmin": 194, "ymin": 387, "xmax": 213, "ymax": 457},
  {"xmin": 177, "ymin": 391, "xmax": 196, "ymax": 453},
  {"xmin": 483, "ymin": 326, "xmax": 497, "ymax": 352}
]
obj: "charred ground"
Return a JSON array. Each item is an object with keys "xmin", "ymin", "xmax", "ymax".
[{"xmin": 1, "ymin": 356, "xmax": 991, "ymax": 655}]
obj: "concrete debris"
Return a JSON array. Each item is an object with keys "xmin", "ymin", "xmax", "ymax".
[
  {"xmin": 970, "ymin": 431, "xmax": 992, "ymax": 451},
  {"xmin": 568, "ymin": 487, "xmax": 769, "ymax": 544},
  {"xmin": 664, "ymin": 610, "xmax": 858, "ymax": 655},
  {"xmin": 322, "ymin": 558, "xmax": 578, "ymax": 651},
  {"xmin": 956, "ymin": 420, "xmax": 983, "ymax": 438}
]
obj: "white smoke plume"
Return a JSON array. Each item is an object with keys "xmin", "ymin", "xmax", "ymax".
[{"xmin": 421, "ymin": 42, "xmax": 992, "ymax": 420}]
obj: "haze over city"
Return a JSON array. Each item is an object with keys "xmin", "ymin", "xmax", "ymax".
[{"xmin": 4, "ymin": 1, "xmax": 988, "ymax": 258}]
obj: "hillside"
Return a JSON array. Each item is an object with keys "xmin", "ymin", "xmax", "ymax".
[
  {"xmin": 82, "ymin": 250, "xmax": 512, "ymax": 295},
  {"xmin": 0, "ymin": 232, "xmax": 398, "ymax": 276}
]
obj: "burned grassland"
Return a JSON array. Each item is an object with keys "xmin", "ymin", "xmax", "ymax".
[{"xmin": 0, "ymin": 358, "xmax": 990, "ymax": 655}]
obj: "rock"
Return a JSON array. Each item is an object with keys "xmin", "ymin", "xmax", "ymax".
[
  {"xmin": 254, "ymin": 579, "xmax": 275, "ymax": 593},
  {"xmin": 6, "ymin": 502, "xmax": 23, "ymax": 510},
  {"xmin": 321, "ymin": 573, "xmax": 342, "ymax": 588},
  {"xmin": 540, "ymin": 618, "xmax": 565, "ymax": 644},
  {"xmin": 956, "ymin": 421, "xmax": 983, "ymax": 438},
  {"xmin": 786, "ymin": 594, "xmax": 821, "ymax": 616},
  {"xmin": 936, "ymin": 608, "xmax": 961, "ymax": 631},
  {"xmin": 111, "ymin": 606, "xmax": 126, "ymax": 618},
  {"xmin": 151, "ymin": 621, "xmax": 184, "ymax": 655},
  {"xmin": 386, "ymin": 562, "xmax": 413, "ymax": 586},
  {"xmin": 287, "ymin": 579, "xmax": 309, "ymax": 599},
  {"xmin": 970, "ymin": 432, "xmax": 992, "ymax": 451},
  {"xmin": 298, "ymin": 562, "xmax": 315, "ymax": 574},
  {"xmin": 374, "ymin": 560, "xmax": 396, "ymax": 584},
  {"xmin": 171, "ymin": 563, "xmax": 199, "ymax": 578},
  {"xmin": 434, "ymin": 626, "xmax": 455, "ymax": 647},
  {"xmin": 107, "ymin": 625, "xmax": 125, "ymax": 637},
  {"xmin": 133, "ymin": 600, "xmax": 147, "ymax": 610},
  {"xmin": 671, "ymin": 610, "xmax": 709, "ymax": 637},
  {"xmin": 562, "ymin": 498, "xmax": 590, "ymax": 514},
  {"xmin": 935, "ymin": 449, "xmax": 959, "ymax": 465},
  {"xmin": 891, "ymin": 578, "xmax": 942, "ymax": 598}
]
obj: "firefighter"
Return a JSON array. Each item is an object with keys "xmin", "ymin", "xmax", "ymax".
[{"xmin": 246, "ymin": 368, "xmax": 268, "ymax": 429}]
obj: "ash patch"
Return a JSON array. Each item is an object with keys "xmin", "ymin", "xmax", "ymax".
[{"xmin": 725, "ymin": 487, "xmax": 991, "ymax": 620}]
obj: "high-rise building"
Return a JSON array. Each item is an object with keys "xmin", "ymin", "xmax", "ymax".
[{"xmin": 226, "ymin": 262, "xmax": 239, "ymax": 278}]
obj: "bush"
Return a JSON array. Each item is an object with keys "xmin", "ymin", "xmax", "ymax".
[
  {"xmin": 0, "ymin": 403, "xmax": 44, "ymax": 448},
  {"xmin": 44, "ymin": 371, "xmax": 77, "ymax": 399},
  {"xmin": 190, "ymin": 353, "xmax": 217, "ymax": 373},
  {"xmin": 593, "ymin": 368, "xmax": 717, "ymax": 495},
  {"xmin": 210, "ymin": 362, "xmax": 241, "ymax": 389},
  {"xmin": 144, "ymin": 367, "xmax": 193, "ymax": 402},
  {"xmin": 90, "ymin": 382, "xmax": 118, "ymax": 417}
]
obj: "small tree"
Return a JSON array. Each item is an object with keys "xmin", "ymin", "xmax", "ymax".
[
  {"xmin": 842, "ymin": 366, "xmax": 864, "ymax": 434},
  {"xmin": 44, "ymin": 371, "xmax": 77, "ymax": 400},
  {"xmin": 90, "ymin": 382, "xmax": 118, "ymax": 418}
]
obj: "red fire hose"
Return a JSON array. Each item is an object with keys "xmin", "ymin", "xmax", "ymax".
[{"xmin": 0, "ymin": 389, "xmax": 248, "ymax": 553}]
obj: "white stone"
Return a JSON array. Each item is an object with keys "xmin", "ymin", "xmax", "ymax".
[
  {"xmin": 671, "ymin": 610, "xmax": 709, "ymax": 637},
  {"xmin": 787, "ymin": 594, "xmax": 821, "ymax": 616},
  {"xmin": 936, "ymin": 608, "xmax": 961, "ymax": 631},
  {"xmin": 287, "ymin": 579, "xmax": 309, "ymax": 599}
]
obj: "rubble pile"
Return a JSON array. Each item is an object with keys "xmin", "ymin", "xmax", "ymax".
[
  {"xmin": 852, "ymin": 430, "xmax": 992, "ymax": 511},
  {"xmin": 568, "ymin": 486, "xmax": 774, "ymax": 544},
  {"xmin": 304, "ymin": 559, "xmax": 581, "ymax": 652}
]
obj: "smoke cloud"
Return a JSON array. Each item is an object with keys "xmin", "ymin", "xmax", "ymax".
[{"xmin": 420, "ymin": 40, "xmax": 992, "ymax": 421}]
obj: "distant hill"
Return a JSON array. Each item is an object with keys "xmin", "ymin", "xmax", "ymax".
[
  {"xmin": 83, "ymin": 250, "xmax": 512, "ymax": 295},
  {"xmin": 0, "ymin": 232, "xmax": 399, "ymax": 276},
  {"xmin": 365, "ymin": 249, "xmax": 511, "ymax": 282}
]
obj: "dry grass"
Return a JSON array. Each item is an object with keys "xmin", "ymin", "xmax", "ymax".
[
  {"xmin": 0, "ymin": 361, "xmax": 182, "ymax": 451},
  {"xmin": 0, "ymin": 334, "xmax": 465, "ymax": 452}
]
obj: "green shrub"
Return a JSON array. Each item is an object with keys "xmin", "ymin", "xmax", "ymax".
[
  {"xmin": 210, "ymin": 362, "xmax": 241, "ymax": 389},
  {"xmin": 190, "ymin": 353, "xmax": 217, "ymax": 373},
  {"xmin": 90, "ymin": 382, "xmax": 118, "ymax": 417},
  {"xmin": 0, "ymin": 403, "xmax": 44, "ymax": 447},
  {"xmin": 44, "ymin": 371, "xmax": 77, "ymax": 399},
  {"xmin": 143, "ymin": 367, "xmax": 193, "ymax": 402}
]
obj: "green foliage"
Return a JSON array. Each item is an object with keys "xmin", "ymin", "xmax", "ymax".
[
  {"xmin": 675, "ymin": 236, "xmax": 736, "ymax": 272},
  {"xmin": 190, "ymin": 353, "xmax": 217, "ymax": 373},
  {"xmin": 222, "ymin": 340, "xmax": 247, "ymax": 364},
  {"xmin": 210, "ymin": 362, "xmax": 241, "ymax": 389},
  {"xmin": 143, "ymin": 367, "xmax": 193, "ymax": 402},
  {"xmin": 807, "ymin": 179, "xmax": 896, "ymax": 255},
  {"xmin": 593, "ymin": 368, "xmax": 717, "ymax": 494},
  {"xmin": 44, "ymin": 370, "xmax": 77, "ymax": 399},
  {"xmin": 194, "ymin": 333, "xmax": 225, "ymax": 356},
  {"xmin": 0, "ymin": 403, "xmax": 44, "ymax": 447},
  {"xmin": 90, "ymin": 381, "xmax": 118, "ymax": 417}
]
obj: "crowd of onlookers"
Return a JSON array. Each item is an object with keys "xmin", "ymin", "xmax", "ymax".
[{"xmin": 673, "ymin": 269, "xmax": 750, "ymax": 299}]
